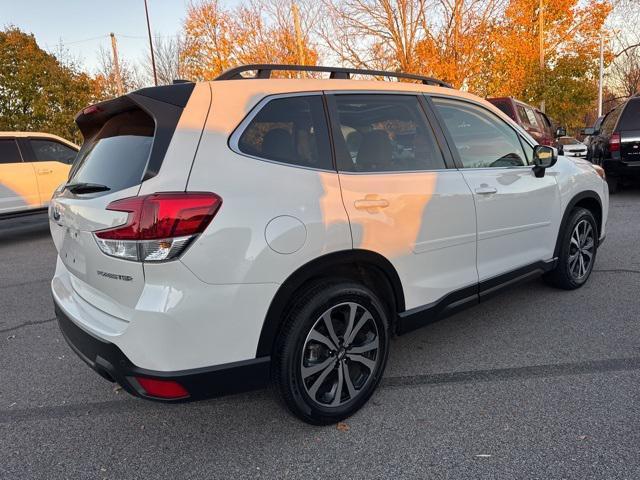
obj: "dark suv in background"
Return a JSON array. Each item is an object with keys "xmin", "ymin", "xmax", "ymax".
[
  {"xmin": 585, "ymin": 96, "xmax": 640, "ymax": 193},
  {"xmin": 487, "ymin": 97, "xmax": 557, "ymax": 146}
]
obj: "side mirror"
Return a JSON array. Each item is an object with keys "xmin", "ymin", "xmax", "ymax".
[
  {"xmin": 555, "ymin": 127, "xmax": 567, "ymax": 138},
  {"xmin": 532, "ymin": 145, "xmax": 557, "ymax": 178},
  {"xmin": 583, "ymin": 127, "xmax": 596, "ymax": 136}
]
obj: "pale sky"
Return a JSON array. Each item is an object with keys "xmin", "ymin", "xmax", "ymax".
[{"xmin": 0, "ymin": 0, "xmax": 214, "ymax": 73}]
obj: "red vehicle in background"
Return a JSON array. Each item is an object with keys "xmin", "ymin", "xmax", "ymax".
[{"xmin": 487, "ymin": 97, "xmax": 558, "ymax": 146}]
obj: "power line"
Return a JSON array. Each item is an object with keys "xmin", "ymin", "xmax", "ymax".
[
  {"xmin": 57, "ymin": 32, "xmax": 180, "ymax": 46},
  {"xmin": 59, "ymin": 35, "xmax": 109, "ymax": 45}
]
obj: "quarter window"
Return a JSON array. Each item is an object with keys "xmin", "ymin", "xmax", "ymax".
[
  {"xmin": 0, "ymin": 139, "xmax": 22, "ymax": 164},
  {"xmin": 619, "ymin": 100, "xmax": 640, "ymax": 131},
  {"xmin": 30, "ymin": 139, "xmax": 77, "ymax": 164},
  {"xmin": 331, "ymin": 94, "xmax": 445, "ymax": 172},
  {"xmin": 237, "ymin": 95, "xmax": 332, "ymax": 170},
  {"xmin": 433, "ymin": 98, "xmax": 529, "ymax": 168},
  {"xmin": 600, "ymin": 106, "xmax": 622, "ymax": 135}
]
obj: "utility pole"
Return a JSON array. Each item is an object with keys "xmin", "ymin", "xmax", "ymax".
[
  {"xmin": 110, "ymin": 33, "xmax": 124, "ymax": 96},
  {"xmin": 144, "ymin": 0, "xmax": 158, "ymax": 86},
  {"xmin": 598, "ymin": 33, "xmax": 604, "ymax": 117},
  {"xmin": 292, "ymin": 2, "xmax": 305, "ymax": 67},
  {"xmin": 539, "ymin": 0, "xmax": 545, "ymax": 113}
]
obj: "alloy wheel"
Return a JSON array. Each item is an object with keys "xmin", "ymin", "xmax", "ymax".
[
  {"xmin": 568, "ymin": 219, "xmax": 595, "ymax": 280},
  {"xmin": 300, "ymin": 302, "xmax": 380, "ymax": 408}
]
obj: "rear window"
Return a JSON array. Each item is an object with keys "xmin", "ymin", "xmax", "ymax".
[
  {"xmin": 0, "ymin": 139, "xmax": 22, "ymax": 164},
  {"xmin": 69, "ymin": 109, "xmax": 154, "ymax": 192},
  {"xmin": 489, "ymin": 100, "xmax": 516, "ymax": 121},
  {"xmin": 558, "ymin": 137, "xmax": 580, "ymax": 146},
  {"xmin": 619, "ymin": 99, "xmax": 640, "ymax": 131}
]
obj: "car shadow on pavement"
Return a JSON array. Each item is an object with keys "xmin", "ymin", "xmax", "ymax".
[{"xmin": 0, "ymin": 212, "xmax": 51, "ymax": 245}]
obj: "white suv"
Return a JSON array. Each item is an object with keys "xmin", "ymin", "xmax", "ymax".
[{"xmin": 50, "ymin": 65, "xmax": 609, "ymax": 424}]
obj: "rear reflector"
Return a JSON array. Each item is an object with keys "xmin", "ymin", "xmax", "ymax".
[
  {"xmin": 135, "ymin": 377, "xmax": 190, "ymax": 399},
  {"xmin": 94, "ymin": 192, "xmax": 222, "ymax": 262},
  {"xmin": 609, "ymin": 132, "xmax": 621, "ymax": 152}
]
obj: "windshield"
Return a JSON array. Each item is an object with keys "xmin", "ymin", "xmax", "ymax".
[{"xmin": 558, "ymin": 137, "xmax": 580, "ymax": 146}]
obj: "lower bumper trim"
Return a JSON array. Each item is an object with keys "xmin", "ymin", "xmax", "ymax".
[{"xmin": 55, "ymin": 302, "xmax": 271, "ymax": 402}]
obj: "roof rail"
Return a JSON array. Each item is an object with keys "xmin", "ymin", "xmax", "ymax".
[{"xmin": 215, "ymin": 64, "xmax": 452, "ymax": 88}]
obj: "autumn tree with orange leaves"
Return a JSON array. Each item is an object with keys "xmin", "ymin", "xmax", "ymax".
[
  {"xmin": 473, "ymin": 0, "xmax": 611, "ymax": 129},
  {"xmin": 181, "ymin": 0, "xmax": 320, "ymax": 80},
  {"xmin": 180, "ymin": 0, "xmax": 615, "ymax": 129},
  {"xmin": 415, "ymin": 0, "xmax": 507, "ymax": 88}
]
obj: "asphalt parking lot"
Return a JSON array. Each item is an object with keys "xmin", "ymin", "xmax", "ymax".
[{"xmin": 1, "ymin": 190, "xmax": 639, "ymax": 480}]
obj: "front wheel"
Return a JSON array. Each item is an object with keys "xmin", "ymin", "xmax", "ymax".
[
  {"xmin": 544, "ymin": 207, "xmax": 598, "ymax": 290},
  {"xmin": 273, "ymin": 281, "xmax": 390, "ymax": 425}
]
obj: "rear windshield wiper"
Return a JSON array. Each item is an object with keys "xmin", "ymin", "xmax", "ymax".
[{"xmin": 64, "ymin": 182, "xmax": 111, "ymax": 194}]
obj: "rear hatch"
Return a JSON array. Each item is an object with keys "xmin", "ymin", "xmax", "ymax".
[
  {"xmin": 50, "ymin": 84, "xmax": 195, "ymax": 320},
  {"xmin": 620, "ymin": 131, "xmax": 640, "ymax": 161},
  {"xmin": 619, "ymin": 99, "xmax": 640, "ymax": 162}
]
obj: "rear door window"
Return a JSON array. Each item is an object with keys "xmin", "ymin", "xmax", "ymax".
[
  {"xmin": 0, "ymin": 139, "xmax": 23, "ymax": 164},
  {"xmin": 236, "ymin": 95, "xmax": 333, "ymax": 170},
  {"xmin": 330, "ymin": 94, "xmax": 445, "ymax": 172},
  {"xmin": 523, "ymin": 107, "xmax": 540, "ymax": 128},
  {"xmin": 30, "ymin": 139, "xmax": 77, "ymax": 164},
  {"xmin": 619, "ymin": 100, "xmax": 640, "ymax": 131},
  {"xmin": 516, "ymin": 105, "xmax": 531, "ymax": 127},
  {"xmin": 69, "ymin": 109, "xmax": 154, "ymax": 193}
]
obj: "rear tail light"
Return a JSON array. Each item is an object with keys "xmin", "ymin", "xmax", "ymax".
[
  {"xmin": 94, "ymin": 192, "xmax": 222, "ymax": 262},
  {"xmin": 134, "ymin": 377, "xmax": 190, "ymax": 399},
  {"xmin": 609, "ymin": 132, "xmax": 621, "ymax": 152}
]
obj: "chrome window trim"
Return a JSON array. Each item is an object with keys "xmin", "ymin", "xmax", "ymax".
[{"xmin": 228, "ymin": 91, "xmax": 337, "ymax": 173}]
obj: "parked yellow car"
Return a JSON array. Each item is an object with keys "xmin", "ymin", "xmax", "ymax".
[{"xmin": 0, "ymin": 132, "xmax": 78, "ymax": 215}]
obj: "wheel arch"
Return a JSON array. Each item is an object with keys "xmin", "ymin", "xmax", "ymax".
[
  {"xmin": 256, "ymin": 249, "xmax": 405, "ymax": 357},
  {"xmin": 554, "ymin": 190, "xmax": 603, "ymax": 258}
]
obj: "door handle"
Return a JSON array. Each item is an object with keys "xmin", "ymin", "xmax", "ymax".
[
  {"xmin": 354, "ymin": 196, "xmax": 390, "ymax": 213},
  {"xmin": 475, "ymin": 187, "xmax": 497, "ymax": 195},
  {"xmin": 37, "ymin": 169, "xmax": 54, "ymax": 175}
]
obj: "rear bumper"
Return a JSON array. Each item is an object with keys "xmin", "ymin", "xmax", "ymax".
[
  {"xmin": 603, "ymin": 159, "xmax": 640, "ymax": 177},
  {"xmin": 55, "ymin": 301, "xmax": 270, "ymax": 402}
]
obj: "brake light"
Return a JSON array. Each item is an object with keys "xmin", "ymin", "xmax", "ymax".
[
  {"xmin": 82, "ymin": 105, "xmax": 102, "ymax": 115},
  {"xmin": 609, "ymin": 132, "xmax": 621, "ymax": 152},
  {"xmin": 94, "ymin": 192, "xmax": 222, "ymax": 262},
  {"xmin": 135, "ymin": 377, "xmax": 190, "ymax": 399}
]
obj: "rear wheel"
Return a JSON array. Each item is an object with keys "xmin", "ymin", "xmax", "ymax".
[
  {"xmin": 273, "ymin": 280, "xmax": 390, "ymax": 425},
  {"xmin": 607, "ymin": 176, "xmax": 619, "ymax": 194},
  {"xmin": 544, "ymin": 207, "xmax": 598, "ymax": 290}
]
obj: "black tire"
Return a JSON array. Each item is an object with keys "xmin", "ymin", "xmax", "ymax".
[
  {"xmin": 544, "ymin": 207, "xmax": 598, "ymax": 290},
  {"xmin": 272, "ymin": 280, "xmax": 390, "ymax": 425},
  {"xmin": 607, "ymin": 176, "xmax": 619, "ymax": 195}
]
